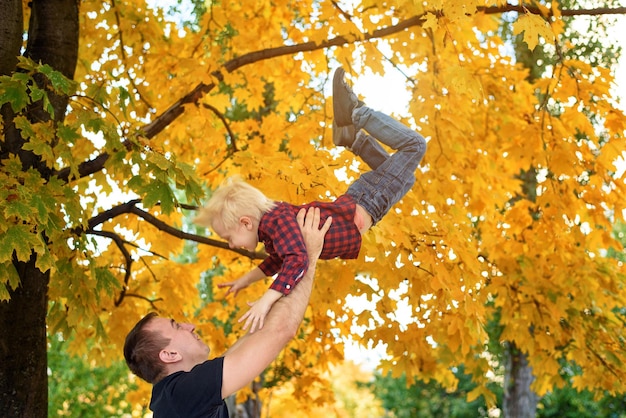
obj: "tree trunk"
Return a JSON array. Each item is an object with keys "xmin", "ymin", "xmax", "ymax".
[
  {"xmin": 0, "ymin": 256, "xmax": 50, "ymax": 418},
  {"xmin": 0, "ymin": 1, "xmax": 78, "ymax": 416},
  {"xmin": 503, "ymin": 342, "xmax": 539, "ymax": 418},
  {"xmin": 0, "ymin": 0, "xmax": 22, "ymax": 77}
]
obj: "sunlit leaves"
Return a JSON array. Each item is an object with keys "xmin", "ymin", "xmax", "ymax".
[
  {"xmin": 513, "ymin": 13, "xmax": 556, "ymax": 50},
  {"xmin": 3, "ymin": 0, "xmax": 625, "ymax": 414},
  {"xmin": 63, "ymin": 0, "xmax": 626, "ymax": 410},
  {"xmin": 442, "ymin": 65, "xmax": 483, "ymax": 99}
]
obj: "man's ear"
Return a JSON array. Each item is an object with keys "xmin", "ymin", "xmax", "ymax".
[{"xmin": 159, "ymin": 349, "xmax": 182, "ymax": 364}]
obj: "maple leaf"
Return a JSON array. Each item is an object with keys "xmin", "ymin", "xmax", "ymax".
[{"xmin": 513, "ymin": 13, "xmax": 555, "ymax": 50}]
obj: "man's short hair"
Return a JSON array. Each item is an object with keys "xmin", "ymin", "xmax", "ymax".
[
  {"xmin": 124, "ymin": 312, "xmax": 171, "ymax": 384},
  {"xmin": 194, "ymin": 176, "xmax": 276, "ymax": 231}
]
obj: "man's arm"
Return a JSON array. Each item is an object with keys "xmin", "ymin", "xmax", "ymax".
[{"xmin": 220, "ymin": 207, "xmax": 331, "ymax": 399}]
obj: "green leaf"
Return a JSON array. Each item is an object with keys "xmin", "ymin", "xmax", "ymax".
[
  {"xmin": 28, "ymin": 84, "xmax": 47, "ymax": 102},
  {"xmin": 22, "ymin": 137, "xmax": 55, "ymax": 166},
  {"xmin": 0, "ymin": 76, "xmax": 31, "ymax": 112},
  {"xmin": 0, "ymin": 262, "xmax": 20, "ymax": 300},
  {"xmin": 25, "ymin": 83, "xmax": 55, "ymax": 119},
  {"xmin": 1, "ymin": 155, "xmax": 25, "ymax": 175},
  {"xmin": 56, "ymin": 124, "xmax": 81, "ymax": 145},
  {"xmin": 185, "ymin": 178, "xmax": 205, "ymax": 204},
  {"xmin": 38, "ymin": 63, "xmax": 76, "ymax": 94},
  {"xmin": 118, "ymin": 86, "xmax": 131, "ymax": 116},
  {"xmin": 29, "ymin": 194, "xmax": 52, "ymax": 225},
  {"xmin": 4, "ymin": 199, "xmax": 35, "ymax": 220},
  {"xmin": 148, "ymin": 151, "xmax": 173, "ymax": 171},
  {"xmin": 13, "ymin": 115, "xmax": 35, "ymax": 139},
  {"xmin": 94, "ymin": 267, "xmax": 121, "ymax": 297},
  {"xmin": 0, "ymin": 282, "xmax": 10, "ymax": 302},
  {"xmin": 143, "ymin": 180, "xmax": 176, "ymax": 214},
  {"xmin": 0, "ymin": 225, "xmax": 40, "ymax": 263},
  {"xmin": 84, "ymin": 117, "xmax": 107, "ymax": 135},
  {"xmin": 35, "ymin": 244, "xmax": 56, "ymax": 274},
  {"xmin": 127, "ymin": 175, "xmax": 146, "ymax": 191}
]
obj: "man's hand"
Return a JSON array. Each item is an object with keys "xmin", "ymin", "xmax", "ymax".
[{"xmin": 296, "ymin": 207, "xmax": 332, "ymax": 260}]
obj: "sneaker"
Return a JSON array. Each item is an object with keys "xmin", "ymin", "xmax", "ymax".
[
  {"xmin": 332, "ymin": 67, "xmax": 362, "ymax": 127},
  {"xmin": 332, "ymin": 121, "xmax": 356, "ymax": 148}
]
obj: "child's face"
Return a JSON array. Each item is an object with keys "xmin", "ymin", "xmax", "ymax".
[{"xmin": 213, "ymin": 217, "xmax": 259, "ymax": 251}]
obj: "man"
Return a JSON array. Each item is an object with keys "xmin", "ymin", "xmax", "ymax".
[{"xmin": 123, "ymin": 207, "xmax": 331, "ymax": 417}]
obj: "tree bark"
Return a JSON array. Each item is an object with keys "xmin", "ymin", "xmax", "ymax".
[
  {"xmin": 0, "ymin": 0, "xmax": 22, "ymax": 77},
  {"xmin": 0, "ymin": 1, "xmax": 79, "ymax": 417},
  {"xmin": 0, "ymin": 255, "xmax": 50, "ymax": 418},
  {"xmin": 503, "ymin": 342, "xmax": 539, "ymax": 418}
]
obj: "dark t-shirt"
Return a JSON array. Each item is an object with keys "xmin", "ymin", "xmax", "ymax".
[{"xmin": 150, "ymin": 357, "xmax": 229, "ymax": 418}]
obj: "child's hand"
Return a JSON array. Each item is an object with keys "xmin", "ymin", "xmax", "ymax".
[
  {"xmin": 239, "ymin": 299, "xmax": 272, "ymax": 333},
  {"xmin": 217, "ymin": 278, "xmax": 249, "ymax": 297},
  {"xmin": 218, "ymin": 267, "xmax": 266, "ymax": 298},
  {"xmin": 239, "ymin": 289, "xmax": 282, "ymax": 333}
]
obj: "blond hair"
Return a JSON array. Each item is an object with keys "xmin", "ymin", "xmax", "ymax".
[{"xmin": 194, "ymin": 177, "xmax": 276, "ymax": 231}]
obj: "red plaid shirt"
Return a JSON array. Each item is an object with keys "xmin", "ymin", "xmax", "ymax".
[{"xmin": 258, "ymin": 194, "xmax": 362, "ymax": 295}]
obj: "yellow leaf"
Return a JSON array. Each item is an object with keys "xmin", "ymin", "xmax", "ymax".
[
  {"xmin": 512, "ymin": 14, "xmax": 555, "ymax": 50},
  {"xmin": 442, "ymin": 65, "xmax": 482, "ymax": 99},
  {"xmin": 422, "ymin": 12, "xmax": 439, "ymax": 30},
  {"xmin": 467, "ymin": 385, "xmax": 496, "ymax": 406}
]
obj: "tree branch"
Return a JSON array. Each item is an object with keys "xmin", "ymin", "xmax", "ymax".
[
  {"xmin": 111, "ymin": 0, "xmax": 154, "ymax": 110},
  {"xmin": 88, "ymin": 229, "xmax": 133, "ymax": 305},
  {"xmin": 202, "ymin": 102, "xmax": 238, "ymax": 153},
  {"xmin": 120, "ymin": 293, "xmax": 163, "ymax": 310},
  {"xmin": 56, "ymin": 4, "xmax": 626, "ymax": 182},
  {"xmin": 54, "ymin": 79, "xmax": 219, "ymax": 181},
  {"xmin": 479, "ymin": 5, "xmax": 626, "ymax": 17},
  {"xmin": 85, "ymin": 199, "xmax": 267, "ymax": 260},
  {"xmin": 84, "ymin": 199, "xmax": 268, "ymax": 305}
]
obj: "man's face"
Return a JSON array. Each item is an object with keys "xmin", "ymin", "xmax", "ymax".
[
  {"xmin": 212, "ymin": 217, "xmax": 259, "ymax": 251},
  {"xmin": 147, "ymin": 317, "xmax": 210, "ymax": 365}
]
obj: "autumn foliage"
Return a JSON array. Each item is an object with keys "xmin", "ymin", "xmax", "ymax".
[{"xmin": 1, "ymin": 0, "xmax": 625, "ymax": 414}]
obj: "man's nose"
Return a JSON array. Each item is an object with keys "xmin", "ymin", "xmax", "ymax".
[{"xmin": 181, "ymin": 323, "xmax": 195, "ymax": 332}]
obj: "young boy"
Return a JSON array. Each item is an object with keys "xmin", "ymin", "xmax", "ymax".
[{"xmin": 195, "ymin": 67, "xmax": 427, "ymax": 333}]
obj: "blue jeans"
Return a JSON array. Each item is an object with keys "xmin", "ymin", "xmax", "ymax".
[{"xmin": 346, "ymin": 106, "xmax": 427, "ymax": 225}]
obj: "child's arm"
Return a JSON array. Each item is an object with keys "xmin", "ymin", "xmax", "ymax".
[
  {"xmin": 240, "ymin": 254, "xmax": 308, "ymax": 333},
  {"xmin": 238, "ymin": 288, "xmax": 283, "ymax": 333},
  {"xmin": 241, "ymin": 205, "xmax": 317, "ymax": 333},
  {"xmin": 218, "ymin": 267, "xmax": 266, "ymax": 297}
]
